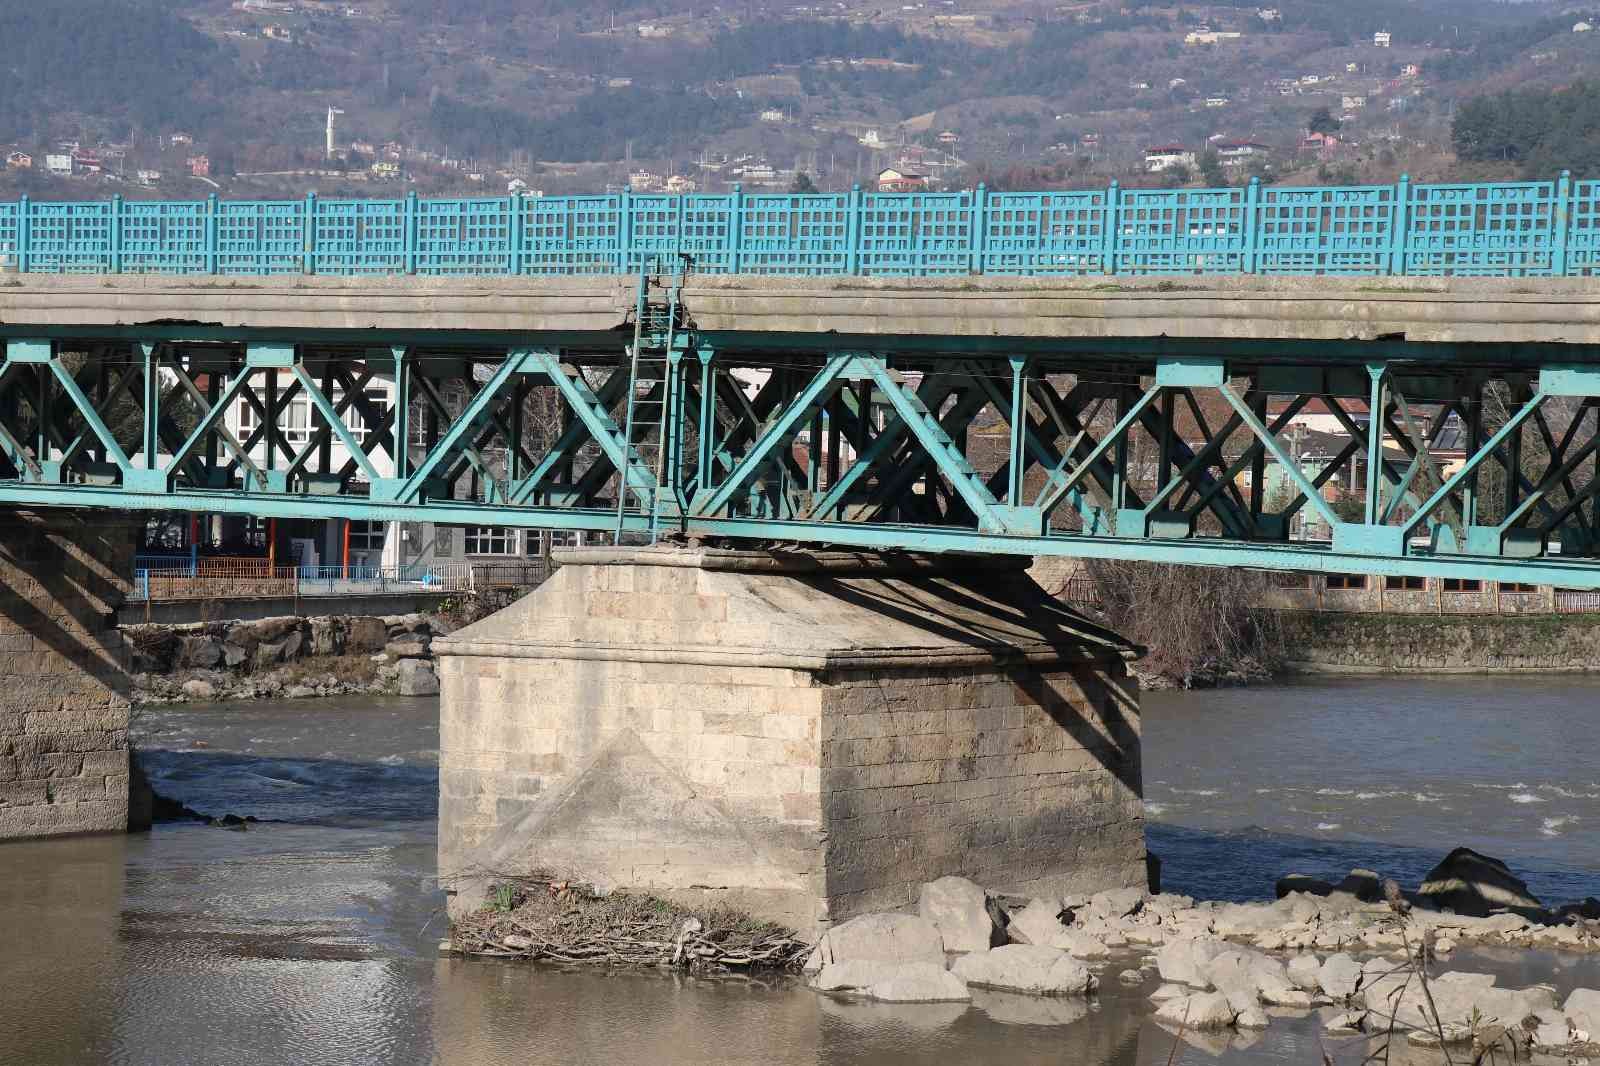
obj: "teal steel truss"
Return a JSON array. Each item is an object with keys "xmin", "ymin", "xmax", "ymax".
[
  {"xmin": 3, "ymin": 321, "xmax": 1600, "ymax": 587},
  {"xmin": 9, "ymin": 174, "xmax": 1600, "ymax": 279}
]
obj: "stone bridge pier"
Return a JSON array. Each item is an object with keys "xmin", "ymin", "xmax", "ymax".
[
  {"xmin": 0, "ymin": 512, "xmax": 137, "ymax": 840},
  {"xmin": 434, "ymin": 547, "xmax": 1147, "ymax": 938}
]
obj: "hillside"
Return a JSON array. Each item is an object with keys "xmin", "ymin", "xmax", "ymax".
[{"xmin": 0, "ymin": 0, "xmax": 1596, "ymax": 200}]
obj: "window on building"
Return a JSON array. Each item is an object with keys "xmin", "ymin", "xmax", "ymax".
[
  {"xmin": 464, "ymin": 526, "xmax": 519, "ymax": 556},
  {"xmin": 1384, "ymin": 575, "xmax": 1426, "ymax": 591},
  {"xmin": 237, "ymin": 397, "xmax": 259, "ymax": 435},
  {"xmin": 243, "ymin": 516, "xmax": 268, "ymax": 549},
  {"xmin": 1499, "ymin": 582, "xmax": 1538, "ymax": 593},
  {"xmin": 1442, "ymin": 578, "xmax": 1482, "ymax": 592},
  {"xmin": 1325, "ymin": 573, "xmax": 1367, "ymax": 590},
  {"xmin": 348, "ymin": 521, "xmax": 386, "ymax": 552},
  {"xmin": 282, "ymin": 397, "xmax": 312, "ymax": 445}
]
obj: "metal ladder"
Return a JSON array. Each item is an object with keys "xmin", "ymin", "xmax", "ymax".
[{"xmin": 614, "ymin": 255, "xmax": 685, "ymax": 542}]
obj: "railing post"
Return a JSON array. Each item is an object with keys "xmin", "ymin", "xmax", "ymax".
[
  {"xmin": 17, "ymin": 194, "xmax": 29, "ymax": 274},
  {"xmin": 617, "ymin": 188, "xmax": 632, "ymax": 274},
  {"xmin": 303, "ymin": 191, "xmax": 318, "ymax": 275},
  {"xmin": 1104, "ymin": 180, "xmax": 1120, "ymax": 275},
  {"xmin": 405, "ymin": 190, "xmax": 419, "ymax": 275},
  {"xmin": 846, "ymin": 183, "xmax": 862, "ymax": 275},
  {"xmin": 509, "ymin": 192, "xmax": 524, "ymax": 275},
  {"xmin": 728, "ymin": 183, "xmax": 743, "ymax": 275},
  {"xmin": 970, "ymin": 182, "xmax": 987, "ymax": 275},
  {"xmin": 110, "ymin": 194, "xmax": 123, "ymax": 274},
  {"xmin": 1242, "ymin": 176, "xmax": 1261, "ymax": 274},
  {"xmin": 205, "ymin": 194, "xmax": 219, "ymax": 275},
  {"xmin": 1554, "ymin": 169, "xmax": 1572, "ymax": 276},
  {"xmin": 1389, "ymin": 173, "xmax": 1411, "ymax": 276}
]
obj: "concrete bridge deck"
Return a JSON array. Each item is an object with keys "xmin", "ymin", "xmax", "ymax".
[{"xmin": 7, "ymin": 274, "xmax": 1600, "ymax": 356}]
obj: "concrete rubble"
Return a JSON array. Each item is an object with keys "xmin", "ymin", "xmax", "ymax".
[{"xmin": 800, "ymin": 861, "xmax": 1600, "ymax": 1054}]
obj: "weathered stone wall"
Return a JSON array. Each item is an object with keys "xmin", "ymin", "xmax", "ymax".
[
  {"xmin": 1279, "ymin": 610, "xmax": 1600, "ymax": 674},
  {"xmin": 0, "ymin": 513, "xmax": 136, "ymax": 840},
  {"xmin": 819, "ymin": 666, "xmax": 1144, "ymax": 919},
  {"xmin": 436, "ymin": 548, "xmax": 1146, "ymax": 937}
]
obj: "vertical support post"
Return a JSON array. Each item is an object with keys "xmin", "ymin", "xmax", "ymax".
[
  {"xmin": 970, "ymin": 183, "xmax": 988, "ymax": 275},
  {"xmin": 1111, "ymin": 386, "xmax": 1129, "ymax": 513},
  {"xmin": 1242, "ymin": 177, "xmax": 1261, "ymax": 274},
  {"xmin": 261, "ymin": 366, "xmax": 277, "ymax": 474},
  {"xmin": 110, "ymin": 194, "xmax": 123, "ymax": 274},
  {"xmin": 1249, "ymin": 388, "xmax": 1268, "ymax": 526},
  {"xmin": 1104, "ymin": 180, "xmax": 1120, "ymax": 275},
  {"xmin": 1389, "ymin": 173, "xmax": 1411, "ymax": 276},
  {"xmin": 508, "ymin": 378, "xmax": 527, "ymax": 489},
  {"xmin": 846, "ymin": 184, "xmax": 862, "ymax": 276},
  {"xmin": 1007, "ymin": 356, "xmax": 1028, "ymax": 506},
  {"xmin": 17, "ymin": 194, "xmax": 29, "ymax": 273},
  {"xmin": 391, "ymin": 346, "xmax": 411, "ymax": 480},
  {"xmin": 696, "ymin": 348, "xmax": 716, "ymax": 494},
  {"xmin": 405, "ymin": 191, "xmax": 420, "ymax": 275},
  {"xmin": 617, "ymin": 189, "xmax": 632, "ymax": 274},
  {"xmin": 1364, "ymin": 363, "xmax": 1388, "ymax": 525},
  {"xmin": 206, "ymin": 362, "xmax": 223, "ymax": 482},
  {"xmin": 317, "ymin": 361, "xmax": 335, "ymax": 474},
  {"xmin": 1156, "ymin": 387, "xmax": 1176, "ymax": 500},
  {"xmin": 1462, "ymin": 378, "xmax": 1482, "ymax": 529},
  {"xmin": 205, "ymin": 194, "xmax": 219, "ymax": 275},
  {"xmin": 303, "ymin": 192, "xmax": 318, "ymax": 275},
  {"xmin": 1553, "ymin": 170, "xmax": 1572, "ymax": 276},
  {"xmin": 1506, "ymin": 387, "xmax": 1524, "ymax": 515},
  {"xmin": 35, "ymin": 348, "xmax": 52, "ymax": 470},
  {"xmin": 728, "ymin": 184, "xmax": 744, "ymax": 275},
  {"xmin": 509, "ymin": 192, "xmax": 525, "ymax": 275},
  {"xmin": 141, "ymin": 342, "xmax": 159, "ymax": 471}
]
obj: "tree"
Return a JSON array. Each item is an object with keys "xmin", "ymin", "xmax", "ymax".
[
  {"xmin": 1307, "ymin": 107, "xmax": 1342, "ymax": 136},
  {"xmin": 788, "ymin": 171, "xmax": 818, "ymax": 194},
  {"xmin": 1197, "ymin": 148, "xmax": 1226, "ymax": 187}
]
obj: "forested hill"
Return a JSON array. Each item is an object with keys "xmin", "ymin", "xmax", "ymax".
[{"xmin": 0, "ymin": 0, "xmax": 1595, "ymax": 190}]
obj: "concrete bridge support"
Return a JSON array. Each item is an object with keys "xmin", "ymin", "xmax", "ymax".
[
  {"xmin": 434, "ymin": 547, "xmax": 1146, "ymax": 937},
  {"xmin": 0, "ymin": 512, "xmax": 136, "ymax": 840}
]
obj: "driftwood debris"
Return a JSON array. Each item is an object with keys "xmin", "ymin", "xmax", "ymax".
[{"xmin": 450, "ymin": 876, "xmax": 810, "ymax": 974}]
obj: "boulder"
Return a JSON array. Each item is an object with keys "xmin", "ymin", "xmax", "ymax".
[
  {"xmin": 1529, "ymin": 1012, "xmax": 1573, "ymax": 1050},
  {"xmin": 1007, "ymin": 898, "xmax": 1069, "ymax": 947},
  {"xmin": 255, "ymin": 641, "xmax": 286, "ymax": 670},
  {"xmin": 180, "ymin": 679, "xmax": 216, "ymax": 700},
  {"xmin": 918, "ymin": 876, "xmax": 1002, "ymax": 953},
  {"xmin": 1081, "ymin": 887, "xmax": 1145, "ymax": 923},
  {"xmin": 1157, "ymin": 936, "xmax": 1229, "ymax": 988},
  {"xmin": 1155, "ymin": 990, "xmax": 1236, "ymax": 1031},
  {"xmin": 1210, "ymin": 902, "xmax": 1284, "ymax": 937},
  {"xmin": 385, "ymin": 638, "xmax": 431, "ymax": 659},
  {"xmin": 1333, "ymin": 869, "xmax": 1383, "ymax": 903},
  {"xmin": 397, "ymin": 660, "xmax": 439, "ymax": 696},
  {"xmin": 804, "ymin": 913, "xmax": 946, "ymax": 975},
  {"xmin": 1277, "ymin": 874, "xmax": 1335, "ymax": 899},
  {"xmin": 284, "ymin": 684, "xmax": 316, "ymax": 699},
  {"xmin": 179, "ymin": 635, "xmax": 223, "ymax": 669},
  {"xmin": 1564, "ymin": 988, "xmax": 1600, "ymax": 1042},
  {"xmin": 951, "ymin": 945, "xmax": 1094, "ymax": 996},
  {"xmin": 309, "ymin": 617, "xmax": 342, "ymax": 657},
  {"xmin": 1361, "ymin": 970, "xmax": 1557, "ymax": 1033},
  {"xmin": 1317, "ymin": 953, "xmax": 1363, "ymax": 1001},
  {"xmin": 1149, "ymin": 983, "xmax": 1188, "ymax": 1002},
  {"xmin": 346, "ymin": 616, "xmax": 390, "ymax": 653},
  {"xmin": 1416, "ymin": 847, "xmax": 1543, "ymax": 918},
  {"xmin": 1204, "ymin": 947, "xmax": 1300, "ymax": 1010},
  {"xmin": 816, "ymin": 960, "xmax": 970, "ymax": 1003},
  {"xmin": 1286, "ymin": 954, "xmax": 1322, "ymax": 992},
  {"xmin": 222, "ymin": 643, "xmax": 248, "ymax": 669}
]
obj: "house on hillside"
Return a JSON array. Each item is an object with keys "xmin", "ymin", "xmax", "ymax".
[
  {"xmin": 1215, "ymin": 140, "xmax": 1271, "ymax": 166},
  {"xmin": 5, "ymin": 152, "xmax": 31, "ymax": 170},
  {"xmin": 188, "ymin": 155, "xmax": 212, "ymax": 178},
  {"xmin": 1144, "ymin": 145, "xmax": 1195, "ymax": 172},
  {"xmin": 1373, "ymin": 30, "xmax": 1391, "ymax": 47},
  {"xmin": 877, "ymin": 168, "xmax": 927, "ymax": 192}
]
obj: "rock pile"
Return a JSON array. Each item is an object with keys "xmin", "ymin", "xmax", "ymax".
[
  {"xmin": 804, "ymin": 854, "xmax": 1600, "ymax": 1054},
  {"xmin": 125, "ymin": 612, "xmax": 450, "ymax": 703}
]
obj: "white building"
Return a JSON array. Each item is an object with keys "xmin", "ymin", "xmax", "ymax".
[
  {"xmin": 45, "ymin": 154, "xmax": 72, "ymax": 176},
  {"xmin": 1185, "ymin": 29, "xmax": 1242, "ymax": 45},
  {"xmin": 1373, "ymin": 30, "xmax": 1391, "ymax": 47},
  {"xmin": 1144, "ymin": 145, "xmax": 1196, "ymax": 172}
]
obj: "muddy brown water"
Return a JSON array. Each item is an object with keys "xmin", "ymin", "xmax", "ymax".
[{"xmin": 1, "ymin": 678, "xmax": 1597, "ymax": 1065}]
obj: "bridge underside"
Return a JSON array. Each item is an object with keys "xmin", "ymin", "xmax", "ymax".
[{"xmin": 2, "ymin": 275, "xmax": 1600, "ymax": 587}]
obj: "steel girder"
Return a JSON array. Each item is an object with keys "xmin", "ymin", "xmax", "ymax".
[{"xmin": 2, "ymin": 334, "xmax": 1600, "ymax": 588}]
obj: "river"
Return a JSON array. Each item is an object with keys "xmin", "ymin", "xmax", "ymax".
[{"xmin": 1, "ymin": 677, "xmax": 1597, "ymax": 1065}]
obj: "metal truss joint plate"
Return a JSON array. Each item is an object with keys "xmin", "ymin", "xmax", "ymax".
[
  {"xmin": 989, "ymin": 505, "xmax": 1046, "ymax": 537},
  {"xmin": 1332, "ymin": 523, "xmax": 1406, "ymax": 557},
  {"xmin": 1155, "ymin": 357, "xmax": 1226, "ymax": 388},
  {"xmin": 1540, "ymin": 365, "xmax": 1600, "ymax": 397},
  {"xmin": 122, "ymin": 469, "xmax": 168, "ymax": 494}
]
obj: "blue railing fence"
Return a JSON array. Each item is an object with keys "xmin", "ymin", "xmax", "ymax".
[{"xmin": 2, "ymin": 175, "xmax": 1597, "ymax": 279}]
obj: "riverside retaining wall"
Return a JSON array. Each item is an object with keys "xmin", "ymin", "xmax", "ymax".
[{"xmin": 1279, "ymin": 611, "xmax": 1600, "ymax": 675}]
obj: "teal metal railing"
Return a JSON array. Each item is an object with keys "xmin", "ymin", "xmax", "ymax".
[{"xmin": 2, "ymin": 174, "xmax": 1595, "ymax": 278}]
